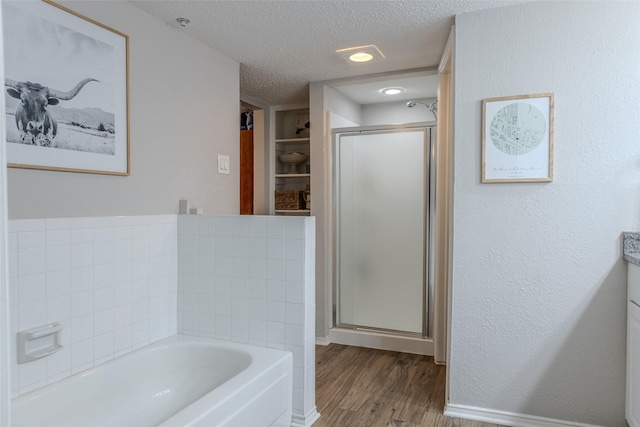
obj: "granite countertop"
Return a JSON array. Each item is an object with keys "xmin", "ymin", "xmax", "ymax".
[{"xmin": 623, "ymin": 232, "xmax": 640, "ymax": 266}]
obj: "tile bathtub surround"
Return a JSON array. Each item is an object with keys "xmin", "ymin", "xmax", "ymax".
[
  {"xmin": 177, "ymin": 215, "xmax": 318, "ymax": 425},
  {"xmin": 8, "ymin": 215, "xmax": 178, "ymax": 396}
]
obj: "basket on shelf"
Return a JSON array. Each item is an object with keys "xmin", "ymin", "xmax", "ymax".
[{"xmin": 275, "ymin": 190, "xmax": 304, "ymax": 210}]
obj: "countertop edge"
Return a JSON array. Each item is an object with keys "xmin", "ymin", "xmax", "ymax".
[{"xmin": 623, "ymin": 232, "xmax": 640, "ymax": 266}]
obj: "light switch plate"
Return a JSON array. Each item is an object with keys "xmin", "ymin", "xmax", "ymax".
[{"xmin": 217, "ymin": 155, "xmax": 230, "ymax": 174}]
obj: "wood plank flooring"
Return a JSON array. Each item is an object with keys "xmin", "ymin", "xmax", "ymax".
[{"xmin": 315, "ymin": 344, "xmax": 503, "ymax": 427}]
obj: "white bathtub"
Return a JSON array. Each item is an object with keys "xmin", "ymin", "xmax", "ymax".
[{"xmin": 12, "ymin": 335, "xmax": 293, "ymax": 427}]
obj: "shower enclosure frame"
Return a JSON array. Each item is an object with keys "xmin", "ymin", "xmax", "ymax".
[{"xmin": 331, "ymin": 122, "xmax": 437, "ymax": 342}]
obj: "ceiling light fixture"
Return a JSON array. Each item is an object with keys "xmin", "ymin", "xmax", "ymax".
[
  {"xmin": 176, "ymin": 17, "xmax": 190, "ymax": 27},
  {"xmin": 336, "ymin": 45, "xmax": 385, "ymax": 64},
  {"xmin": 380, "ymin": 87, "xmax": 405, "ymax": 96}
]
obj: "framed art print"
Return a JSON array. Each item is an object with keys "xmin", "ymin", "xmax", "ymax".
[
  {"xmin": 3, "ymin": 0, "xmax": 129, "ymax": 175},
  {"xmin": 481, "ymin": 93, "xmax": 553, "ymax": 183}
]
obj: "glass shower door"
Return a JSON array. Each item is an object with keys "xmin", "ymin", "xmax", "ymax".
[{"xmin": 335, "ymin": 128, "xmax": 428, "ymax": 335}]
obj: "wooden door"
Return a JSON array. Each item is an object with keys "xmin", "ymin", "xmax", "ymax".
[{"xmin": 240, "ymin": 130, "xmax": 254, "ymax": 214}]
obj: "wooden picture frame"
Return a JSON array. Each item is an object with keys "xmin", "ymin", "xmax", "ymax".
[
  {"xmin": 3, "ymin": 0, "xmax": 129, "ymax": 175},
  {"xmin": 482, "ymin": 93, "xmax": 553, "ymax": 183}
]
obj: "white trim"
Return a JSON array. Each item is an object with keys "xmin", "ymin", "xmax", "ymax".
[
  {"xmin": 290, "ymin": 407, "xmax": 321, "ymax": 427},
  {"xmin": 438, "ymin": 25, "xmax": 455, "ymax": 73},
  {"xmin": 444, "ymin": 404, "xmax": 603, "ymax": 427},
  {"xmin": 329, "ymin": 328, "xmax": 433, "ymax": 355},
  {"xmin": 315, "ymin": 336, "xmax": 331, "ymax": 346}
]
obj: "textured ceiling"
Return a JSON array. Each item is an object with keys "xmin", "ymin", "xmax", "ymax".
[{"xmin": 129, "ymin": 1, "xmax": 523, "ymax": 106}]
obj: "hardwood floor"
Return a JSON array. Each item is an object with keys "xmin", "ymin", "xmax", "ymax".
[{"xmin": 315, "ymin": 344, "xmax": 503, "ymax": 427}]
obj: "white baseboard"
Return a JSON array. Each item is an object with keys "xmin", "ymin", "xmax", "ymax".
[
  {"xmin": 328, "ymin": 328, "xmax": 433, "ymax": 355},
  {"xmin": 290, "ymin": 408, "xmax": 320, "ymax": 427},
  {"xmin": 444, "ymin": 404, "xmax": 603, "ymax": 427},
  {"xmin": 315, "ymin": 336, "xmax": 330, "ymax": 346}
]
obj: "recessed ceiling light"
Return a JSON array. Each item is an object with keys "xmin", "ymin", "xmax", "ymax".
[
  {"xmin": 380, "ymin": 87, "xmax": 405, "ymax": 95},
  {"xmin": 336, "ymin": 45, "xmax": 385, "ymax": 64},
  {"xmin": 349, "ymin": 52, "xmax": 373, "ymax": 63}
]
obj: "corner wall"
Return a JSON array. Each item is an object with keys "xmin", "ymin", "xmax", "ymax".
[
  {"xmin": 448, "ymin": 2, "xmax": 640, "ymax": 425},
  {"xmin": 6, "ymin": 1, "xmax": 239, "ymax": 219}
]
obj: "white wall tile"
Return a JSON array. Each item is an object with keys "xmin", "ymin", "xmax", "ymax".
[
  {"xmin": 10, "ymin": 219, "xmax": 45, "ymax": 233},
  {"xmin": 267, "ymin": 301, "xmax": 285, "ymax": 323},
  {"xmin": 267, "ymin": 238, "xmax": 286, "ymax": 260},
  {"xmin": 18, "ymin": 232, "xmax": 45, "ymax": 249},
  {"xmin": 285, "ymin": 220, "xmax": 305, "ymax": 240},
  {"xmin": 8, "ymin": 232, "xmax": 17, "ymax": 250},
  {"xmin": 249, "ymin": 217, "xmax": 268, "ymax": 238},
  {"xmin": 71, "ymin": 339, "xmax": 93, "ymax": 370},
  {"xmin": 285, "ymin": 282, "xmax": 304, "ymax": 304},
  {"xmin": 267, "ymin": 217, "xmax": 285, "ymax": 238},
  {"xmin": 215, "ymin": 217, "xmax": 233, "ymax": 237},
  {"xmin": 45, "ymin": 218, "xmax": 79, "ymax": 231},
  {"xmin": 93, "ymin": 264, "xmax": 114, "ymax": 289},
  {"xmin": 46, "ymin": 270, "xmax": 71, "ymax": 298},
  {"xmin": 94, "ymin": 332, "xmax": 114, "ymax": 360},
  {"xmin": 72, "ymin": 315, "xmax": 94, "ymax": 343},
  {"xmin": 18, "ymin": 274, "xmax": 46, "ymax": 304},
  {"xmin": 46, "ymin": 230, "xmax": 71, "ymax": 246},
  {"xmin": 232, "ymin": 297, "xmax": 248, "ymax": 318},
  {"xmin": 232, "ymin": 216, "xmax": 251, "ymax": 237},
  {"xmin": 267, "ymin": 259, "xmax": 285, "ymax": 281},
  {"xmin": 248, "ymin": 298, "xmax": 267, "ymax": 320},
  {"xmin": 286, "ymin": 303, "xmax": 305, "ymax": 326},
  {"xmin": 267, "ymin": 281, "xmax": 285, "ymax": 302},
  {"xmin": 214, "ymin": 315, "xmax": 232, "ymax": 336},
  {"xmin": 47, "ymin": 295, "xmax": 71, "ymax": 323},
  {"xmin": 46, "ymin": 347, "xmax": 71, "ymax": 380},
  {"xmin": 285, "ymin": 260, "xmax": 305, "ymax": 282},
  {"xmin": 248, "ymin": 319, "xmax": 267, "ymax": 342},
  {"xmin": 285, "ymin": 239, "xmax": 305, "ymax": 261},
  {"xmin": 71, "ymin": 267, "xmax": 93, "ymax": 293},
  {"xmin": 197, "ymin": 216, "xmax": 215, "ymax": 236},
  {"xmin": 46, "ymin": 245, "xmax": 71, "ymax": 271},
  {"xmin": 10, "ymin": 214, "xmax": 179, "ymax": 398},
  {"xmin": 267, "ymin": 321, "xmax": 285, "ymax": 344},
  {"xmin": 18, "ymin": 247, "xmax": 46, "ymax": 276}
]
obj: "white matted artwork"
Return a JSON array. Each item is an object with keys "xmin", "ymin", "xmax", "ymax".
[
  {"xmin": 481, "ymin": 93, "xmax": 553, "ymax": 183},
  {"xmin": 3, "ymin": 0, "xmax": 129, "ymax": 175}
]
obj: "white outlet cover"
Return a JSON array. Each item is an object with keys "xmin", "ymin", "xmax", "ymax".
[{"xmin": 217, "ymin": 155, "xmax": 230, "ymax": 174}]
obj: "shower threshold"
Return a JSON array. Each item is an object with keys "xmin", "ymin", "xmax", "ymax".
[{"xmin": 328, "ymin": 326, "xmax": 433, "ymax": 355}]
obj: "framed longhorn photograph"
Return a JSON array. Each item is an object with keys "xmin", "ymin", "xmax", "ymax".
[{"xmin": 3, "ymin": 0, "xmax": 129, "ymax": 175}]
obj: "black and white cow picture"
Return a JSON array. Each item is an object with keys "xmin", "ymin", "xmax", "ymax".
[{"xmin": 4, "ymin": 78, "xmax": 98, "ymax": 147}]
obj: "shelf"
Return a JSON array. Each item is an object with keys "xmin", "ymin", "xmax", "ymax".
[
  {"xmin": 275, "ymin": 173, "xmax": 310, "ymax": 178},
  {"xmin": 271, "ymin": 105, "xmax": 310, "ymax": 215},
  {"xmin": 275, "ymin": 138, "xmax": 310, "ymax": 144},
  {"xmin": 275, "ymin": 209, "xmax": 311, "ymax": 214}
]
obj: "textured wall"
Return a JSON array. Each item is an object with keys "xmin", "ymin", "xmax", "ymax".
[
  {"xmin": 6, "ymin": 1, "xmax": 239, "ymax": 219},
  {"xmin": 449, "ymin": 2, "xmax": 640, "ymax": 425}
]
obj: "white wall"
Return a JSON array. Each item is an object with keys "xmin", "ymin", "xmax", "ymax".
[
  {"xmin": 448, "ymin": 2, "xmax": 640, "ymax": 425},
  {"xmin": 0, "ymin": 5, "xmax": 10, "ymax": 425},
  {"xmin": 361, "ymin": 98, "xmax": 436, "ymax": 125},
  {"xmin": 6, "ymin": 1, "xmax": 239, "ymax": 219}
]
